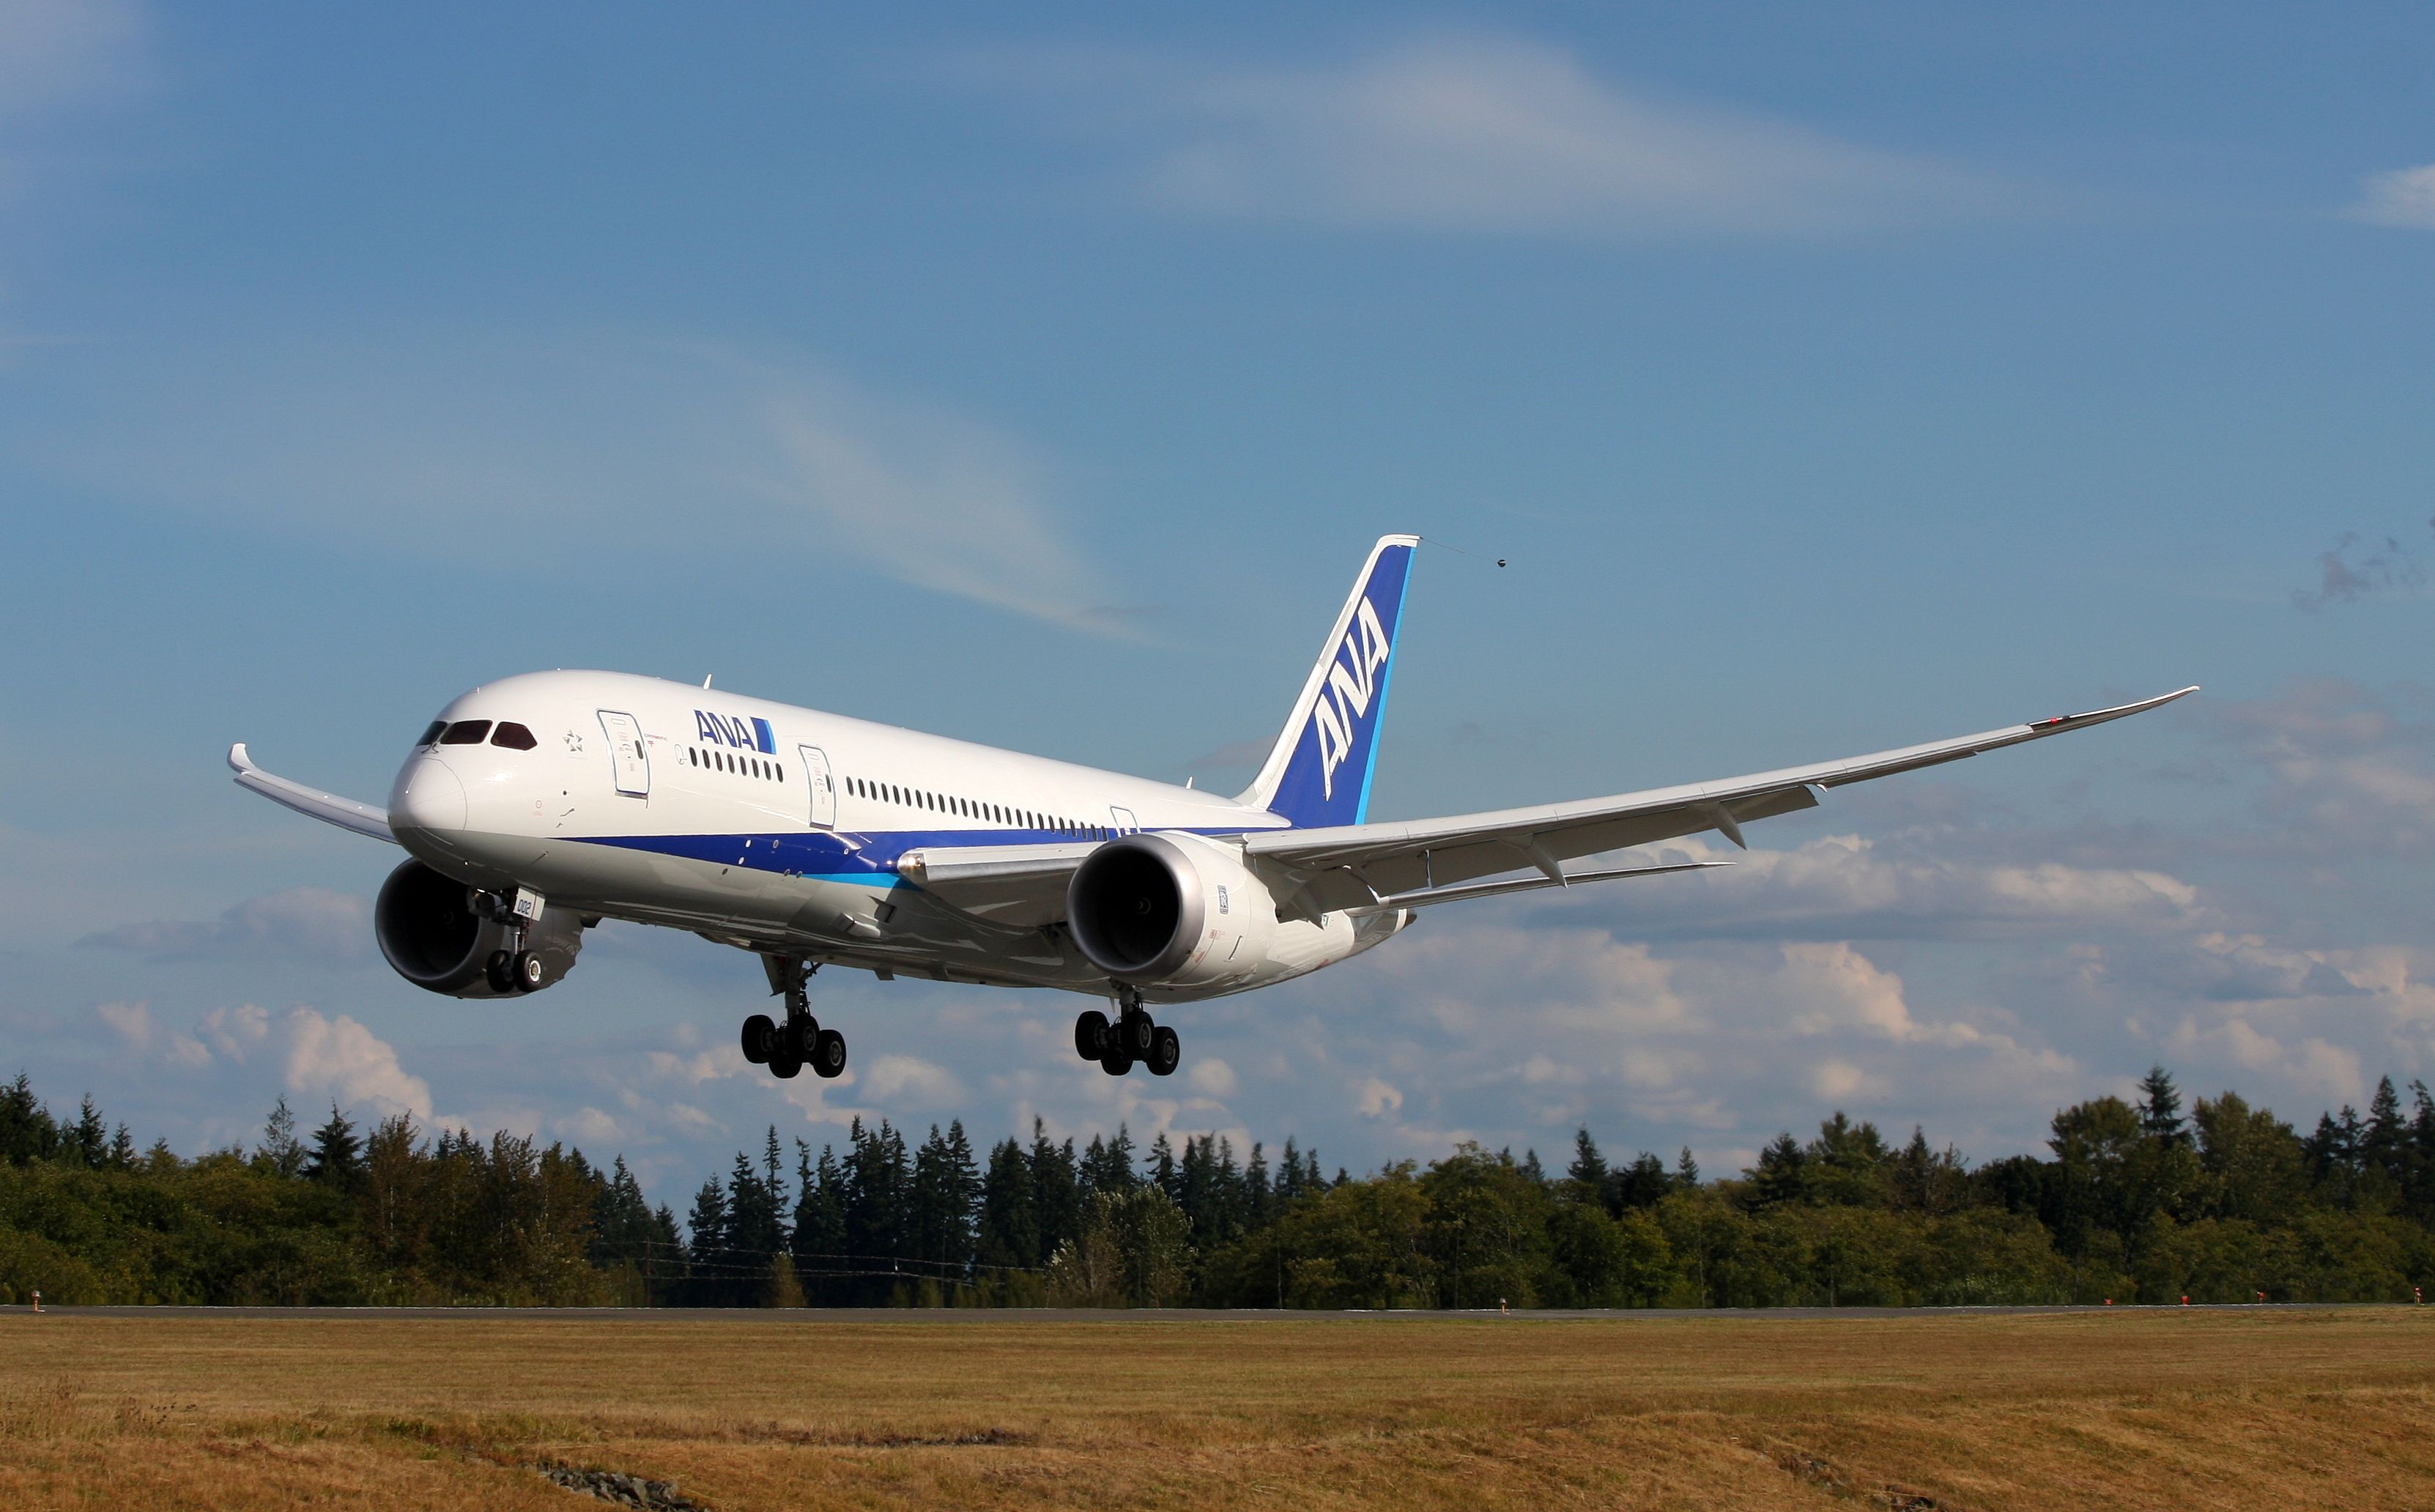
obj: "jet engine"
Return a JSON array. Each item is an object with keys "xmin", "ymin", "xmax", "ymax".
[
  {"xmin": 374, "ymin": 859, "xmax": 582, "ymax": 997},
  {"xmin": 1065, "ymin": 832, "xmax": 1275, "ymax": 991}
]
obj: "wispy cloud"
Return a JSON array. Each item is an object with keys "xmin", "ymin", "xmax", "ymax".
[
  {"xmin": 0, "ymin": 0, "xmax": 143, "ymax": 182},
  {"xmin": 966, "ymin": 34, "xmax": 2024, "ymax": 240},
  {"xmin": 2349, "ymin": 164, "xmax": 2435, "ymax": 230},
  {"xmin": 17, "ymin": 334, "xmax": 1130, "ymax": 635},
  {"xmin": 2293, "ymin": 522, "xmax": 2434, "ymax": 609},
  {"xmin": 79, "ymin": 887, "xmax": 371, "ymax": 963}
]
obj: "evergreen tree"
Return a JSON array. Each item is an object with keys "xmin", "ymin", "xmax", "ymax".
[
  {"xmin": 978, "ymin": 1136, "xmax": 1039, "ymax": 1274},
  {"xmin": 1610, "ymin": 1152, "xmax": 1673, "ymax": 1212},
  {"xmin": 71, "ymin": 1094, "xmax": 109, "ymax": 1170},
  {"xmin": 2363, "ymin": 1076, "xmax": 2408, "ymax": 1191},
  {"xmin": 1750, "ymin": 1133, "xmax": 1808, "ymax": 1207},
  {"xmin": 1150, "ymin": 1132, "xmax": 1179, "ymax": 1197},
  {"xmin": 792, "ymin": 1142, "xmax": 849, "ymax": 1304},
  {"xmin": 908, "ymin": 1122, "xmax": 980, "ymax": 1287},
  {"xmin": 842, "ymin": 1118, "xmax": 911, "ymax": 1301},
  {"xmin": 258, "ymin": 1095, "xmax": 306, "ymax": 1179},
  {"xmin": 1028, "ymin": 1119, "xmax": 1082, "ymax": 1263},
  {"xmin": 1566, "ymin": 1127, "xmax": 1609, "ymax": 1196},
  {"xmin": 1675, "ymin": 1146, "xmax": 1700, "ymax": 1188},
  {"xmin": 686, "ymin": 1178, "xmax": 731, "ymax": 1297},
  {"xmin": 1245, "ymin": 1141, "xmax": 1272, "ymax": 1226},
  {"xmin": 306, "ymin": 1104, "xmax": 362, "ymax": 1189},
  {"xmin": 1080, "ymin": 1125, "xmax": 1138, "ymax": 1197},
  {"xmin": 0, "ymin": 1072, "xmax": 59, "ymax": 1163},
  {"xmin": 106, "ymin": 1123, "xmax": 136, "ymax": 1171},
  {"xmin": 2138, "ymin": 1065, "xmax": 2187, "ymax": 1146}
]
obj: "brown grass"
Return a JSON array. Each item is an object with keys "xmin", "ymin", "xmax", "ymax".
[{"xmin": 1, "ymin": 1309, "xmax": 2430, "ymax": 1511}]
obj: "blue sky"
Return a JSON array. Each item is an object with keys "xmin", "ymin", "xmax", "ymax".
[{"xmin": 2, "ymin": 3, "xmax": 2431, "ymax": 1205}]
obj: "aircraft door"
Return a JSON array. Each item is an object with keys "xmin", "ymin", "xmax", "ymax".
[
  {"xmin": 598, "ymin": 711, "xmax": 649, "ymax": 797},
  {"xmin": 1110, "ymin": 806, "xmax": 1139, "ymax": 834},
  {"xmin": 798, "ymin": 745, "xmax": 837, "ymax": 829}
]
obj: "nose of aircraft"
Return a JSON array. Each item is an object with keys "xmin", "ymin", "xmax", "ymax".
[{"xmin": 390, "ymin": 756, "xmax": 467, "ymax": 834}]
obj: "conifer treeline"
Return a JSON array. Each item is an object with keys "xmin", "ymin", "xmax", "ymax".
[{"xmin": 2, "ymin": 1067, "xmax": 2431, "ymax": 1307}]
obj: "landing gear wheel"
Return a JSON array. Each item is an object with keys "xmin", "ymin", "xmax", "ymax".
[
  {"xmin": 782, "ymin": 1016, "xmax": 820, "ymax": 1064},
  {"xmin": 741, "ymin": 1013, "xmax": 776, "ymax": 1065},
  {"xmin": 1074, "ymin": 1009, "xmax": 1110, "ymax": 1062},
  {"xmin": 513, "ymin": 950, "xmax": 546, "ymax": 992},
  {"xmin": 768, "ymin": 1052, "xmax": 803, "ymax": 1079},
  {"xmin": 1100, "ymin": 1050, "xmax": 1134, "ymax": 1076},
  {"xmin": 811, "ymin": 1027, "xmax": 848, "ymax": 1078},
  {"xmin": 485, "ymin": 950, "xmax": 514, "ymax": 993},
  {"xmin": 1121, "ymin": 1012, "xmax": 1155, "ymax": 1055},
  {"xmin": 1146, "ymin": 1025, "xmax": 1180, "ymax": 1078}
]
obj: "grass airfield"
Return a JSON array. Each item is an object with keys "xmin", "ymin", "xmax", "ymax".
[{"xmin": 2, "ymin": 1308, "xmax": 2430, "ymax": 1511}]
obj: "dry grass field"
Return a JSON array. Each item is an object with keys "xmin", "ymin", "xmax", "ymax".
[{"xmin": 1, "ymin": 1308, "xmax": 2430, "ymax": 1511}]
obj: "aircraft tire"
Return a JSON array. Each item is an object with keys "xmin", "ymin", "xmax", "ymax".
[
  {"xmin": 1073, "ymin": 1009, "xmax": 1109, "ymax": 1061},
  {"xmin": 812, "ymin": 1028, "xmax": 848, "ymax": 1079},
  {"xmin": 741, "ymin": 1013, "xmax": 775, "ymax": 1065},
  {"xmin": 1100, "ymin": 1050, "xmax": 1133, "ymax": 1076},
  {"xmin": 1122, "ymin": 1012, "xmax": 1155, "ymax": 1055},
  {"xmin": 1147, "ymin": 1026, "xmax": 1180, "ymax": 1078},
  {"xmin": 485, "ymin": 951, "xmax": 514, "ymax": 993},
  {"xmin": 768, "ymin": 1053, "xmax": 803, "ymax": 1079},
  {"xmin": 514, "ymin": 951, "xmax": 545, "ymax": 992}
]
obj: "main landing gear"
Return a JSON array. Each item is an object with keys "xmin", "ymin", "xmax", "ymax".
[
  {"xmin": 477, "ymin": 892, "xmax": 546, "ymax": 993},
  {"xmin": 741, "ymin": 956, "xmax": 847, "ymax": 1081},
  {"xmin": 1075, "ymin": 989, "xmax": 1179, "ymax": 1078}
]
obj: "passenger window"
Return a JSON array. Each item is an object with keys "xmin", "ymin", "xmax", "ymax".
[
  {"xmin": 491, "ymin": 722, "xmax": 538, "ymax": 750},
  {"xmin": 440, "ymin": 720, "xmax": 491, "ymax": 745},
  {"xmin": 418, "ymin": 720, "xmax": 445, "ymax": 746}
]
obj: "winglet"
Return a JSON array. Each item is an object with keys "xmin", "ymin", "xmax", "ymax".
[{"xmin": 2031, "ymin": 685, "xmax": 2200, "ymax": 732}]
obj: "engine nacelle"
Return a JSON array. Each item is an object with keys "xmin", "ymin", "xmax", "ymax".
[
  {"xmin": 374, "ymin": 859, "xmax": 582, "ymax": 998},
  {"xmin": 1066, "ymin": 832, "xmax": 1276, "ymax": 990}
]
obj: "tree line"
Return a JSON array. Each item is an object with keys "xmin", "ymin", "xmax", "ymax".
[{"xmin": 1, "ymin": 1065, "xmax": 2430, "ymax": 1307}]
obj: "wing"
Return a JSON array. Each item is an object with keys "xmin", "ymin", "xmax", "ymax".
[
  {"xmin": 1242, "ymin": 686, "xmax": 2198, "ymax": 919},
  {"xmin": 895, "ymin": 842, "xmax": 1100, "ymax": 926},
  {"xmin": 228, "ymin": 743, "xmax": 396, "ymax": 842}
]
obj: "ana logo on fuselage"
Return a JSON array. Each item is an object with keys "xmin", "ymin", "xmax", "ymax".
[
  {"xmin": 696, "ymin": 711, "xmax": 776, "ymax": 755},
  {"xmin": 1309, "ymin": 596, "xmax": 1390, "ymax": 801}
]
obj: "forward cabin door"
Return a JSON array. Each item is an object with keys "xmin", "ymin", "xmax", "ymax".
[
  {"xmin": 798, "ymin": 745, "xmax": 837, "ymax": 829},
  {"xmin": 598, "ymin": 711, "xmax": 650, "ymax": 798}
]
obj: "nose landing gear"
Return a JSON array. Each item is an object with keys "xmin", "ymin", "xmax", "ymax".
[
  {"xmin": 744, "ymin": 956, "xmax": 847, "ymax": 1081},
  {"xmin": 1075, "ymin": 989, "xmax": 1179, "ymax": 1077}
]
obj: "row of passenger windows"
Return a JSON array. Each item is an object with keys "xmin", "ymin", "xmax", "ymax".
[
  {"xmin": 843, "ymin": 775, "xmax": 1108, "ymax": 839},
  {"xmin": 419, "ymin": 719, "xmax": 537, "ymax": 751},
  {"xmin": 689, "ymin": 746, "xmax": 782, "ymax": 782}
]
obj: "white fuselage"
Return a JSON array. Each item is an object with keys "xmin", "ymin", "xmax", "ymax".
[{"xmin": 388, "ymin": 670, "xmax": 1399, "ymax": 1001}]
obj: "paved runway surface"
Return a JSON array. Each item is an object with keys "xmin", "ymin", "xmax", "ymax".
[{"xmin": 19, "ymin": 1303, "xmax": 2358, "ymax": 1321}]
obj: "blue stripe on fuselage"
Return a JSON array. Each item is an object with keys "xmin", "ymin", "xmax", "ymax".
[{"xmin": 569, "ymin": 826, "xmax": 1260, "ymax": 883}]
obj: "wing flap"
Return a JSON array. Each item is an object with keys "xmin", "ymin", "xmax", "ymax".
[
  {"xmin": 228, "ymin": 744, "xmax": 395, "ymax": 842},
  {"xmin": 1246, "ymin": 686, "xmax": 2195, "ymax": 905},
  {"xmin": 895, "ymin": 842, "xmax": 1097, "ymax": 927}
]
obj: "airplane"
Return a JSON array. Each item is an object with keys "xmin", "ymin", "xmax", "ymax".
[{"xmin": 231, "ymin": 535, "xmax": 2195, "ymax": 1082}]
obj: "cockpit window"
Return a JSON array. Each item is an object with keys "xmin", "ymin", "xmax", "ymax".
[
  {"xmin": 491, "ymin": 722, "xmax": 538, "ymax": 750},
  {"xmin": 418, "ymin": 720, "xmax": 445, "ymax": 746},
  {"xmin": 440, "ymin": 720, "xmax": 492, "ymax": 745}
]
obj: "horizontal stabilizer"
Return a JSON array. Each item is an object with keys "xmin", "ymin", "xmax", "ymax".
[{"xmin": 228, "ymin": 744, "xmax": 395, "ymax": 842}]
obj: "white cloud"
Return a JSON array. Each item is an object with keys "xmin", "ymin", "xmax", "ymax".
[
  {"xmin": 1354, "ymin": 1076, "xmax": 1404, "ymax": 1118},
  {"xmin": 80, "ymin": 887, "xmax": 371, "ymax": 963},
  {"xmin": 2350, "ymin": 164, "xmax": 2435, "ymax": 229},
  {"xmin": 282, "ymin": 1007, "xmax": 432, "ymax": 1119},
  {"xmin": 94, "ymin": 998, "xmax": 149, "ymax": 1048},
  {"xmin": 0, "ymin": 0, "xmax": 141, "ymax": 119},
  {"xmin": 1809, "ymin": 1059, "xmax": 1878, "ymax": 1102},
  {"xmin": 980, "ymin": 35, "xmax": 2018, "ymax": 240},
  {"xmin": 857, "ymin": 1053, "xmax": 966, "ymax": 1106},
  {"xmin": 1187, "ymin": 1057, "xmax": 1237, "ymax": 1097}
]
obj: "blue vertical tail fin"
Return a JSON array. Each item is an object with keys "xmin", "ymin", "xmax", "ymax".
[{"xmin": 1237, "ymin": 535, "xmax": 1418, "ymax": 828}]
